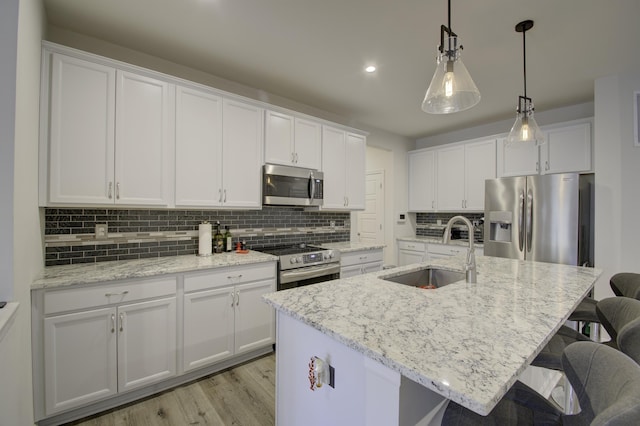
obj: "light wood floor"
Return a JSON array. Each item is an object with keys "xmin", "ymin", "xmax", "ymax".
[{"xmin": 65, "ymin": 353, "xmax": 275, "ymax": 426}]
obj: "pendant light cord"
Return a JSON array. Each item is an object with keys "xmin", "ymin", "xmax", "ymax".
[{"xmin": 522, "ymin": 27, "xmax": 527, "ymax": 99}]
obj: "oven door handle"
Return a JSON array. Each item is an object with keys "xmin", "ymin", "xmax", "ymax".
[{"xmin": 280, "ymin": 263, "xmax": 341, "ymax": 284}]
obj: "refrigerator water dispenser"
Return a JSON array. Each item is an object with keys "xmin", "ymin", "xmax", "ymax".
[{"xmin": 488, "ymin": 211, "xmax": 513, "ymax": 242}]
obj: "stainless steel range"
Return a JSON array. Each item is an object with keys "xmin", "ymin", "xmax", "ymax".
[{"xmin": 259, "ymin": 244, "xmax": 340, "ymax": 291}]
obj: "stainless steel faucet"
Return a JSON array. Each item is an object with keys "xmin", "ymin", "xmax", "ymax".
[{"xmin": 443, "ymin": 216, "xmax": 477, "ymax": 283}]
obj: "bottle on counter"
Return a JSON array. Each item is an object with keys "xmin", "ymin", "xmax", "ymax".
[
  {"xmin": 214, "ymin": 221, "xmax": 224, "ymax": 253},
  {"xmin": 224, "ymin": 226, "xmax": 233, "ymax": 252}
]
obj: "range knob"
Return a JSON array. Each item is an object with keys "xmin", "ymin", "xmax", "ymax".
[
  {"xmin": 296, "ymin": 256, "xmax": 303, "ymax": 263},
  {"xmin": 290, "ymin": 257, "xmax": 297, "ymax": 264},
  {"xmin": 327, "ymin": 251, "xmax": 334, "ymax": 259}
]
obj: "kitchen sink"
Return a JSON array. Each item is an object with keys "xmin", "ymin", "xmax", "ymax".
[{"xmin": 381, "ymin": 267, "xmax": 465, "ymax": 289}]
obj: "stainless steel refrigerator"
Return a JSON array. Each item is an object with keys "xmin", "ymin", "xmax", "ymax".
[{"xmin": 484, "ymin": 173, "xmax": 594, "ymax": 266}]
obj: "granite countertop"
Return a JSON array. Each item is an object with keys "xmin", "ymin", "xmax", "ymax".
[
  {"xmin": 263, "ymin": 255, "xmax": 601, "ymax": 416},
  {"xmin": 397, "ymin": 236, "xmax": 484, "ymax": 248},
  {"xmin": 32, "ymin": 251, "xmax": 277, "ymax": 290},
  {"xmin": 320, "ymin": 241, "xmax": 386, "ymax": 253}
]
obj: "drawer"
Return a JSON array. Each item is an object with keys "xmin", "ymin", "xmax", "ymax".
[
  {"xmin": 184, "ymin": 262, "xmax": 276, "ymax": 293},
  {"xmin": 340, "ymin": 249, "xmax": 384, "ymax": 267},
  {"xmin": 428, "ymin": 244, "xmax": 466, "ymax": 256},
  {"xmin": 397, "ymin": 241, "xmax": 427, "ymax": 252},
  {"xmin": 45, "ymin": 277, "xmax": 177, "ymax": 315}
]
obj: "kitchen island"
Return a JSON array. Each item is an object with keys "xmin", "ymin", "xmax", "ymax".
[{"xmin": 263, "ymin": 255, "xmax": 601, "ymax": 425}]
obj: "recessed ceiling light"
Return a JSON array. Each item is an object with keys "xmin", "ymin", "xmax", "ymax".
[{"xmin": 365, "ymin": 65, "xmax": 376, "ymax": 73}]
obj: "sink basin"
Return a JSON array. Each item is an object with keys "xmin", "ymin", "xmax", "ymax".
[{"xmin": 382, "ymin": 268, "xmax": 465, "ymax": 289}]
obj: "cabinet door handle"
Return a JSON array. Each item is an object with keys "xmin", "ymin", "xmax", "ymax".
[
  {"xmin": 119, "ymin": 313, "xmax": 124, "ymax": 332},
  {"xmin": 105, "ymin": 290, "xmax": 129, "ymax": 297},
  {"xmin": 219, "ymin": 188, "xmax": 223, "ymax": 202},
  {"xmin": 116, "ymin": 182, "xmax": 120, "ymax": 200},
  {"xmin": 108, "ymin": 182, "xmax": 113, "ymax": 199},
  {"xmin": 536, "ymin": 161, "xmax": 539, "ymax": 172},
  {"xmin": 431, "ymin": 200, "xmax": 435, "ymax": 209},
  {"xmin": 545, "ymin": 160, "xmax": 549, "ymax": 171},
  {"xmin": 230, "ymin": 292, "xmax": 235, "ymax": 307},
  {"xmin": 223, "ymin": 189, "xmax": 227, "ymax": 203},
  {"xmin": 235, "ymin": 292, "xmax": 240, "ymax": 307},
  {"xmin": 111, "ymin": 314, "xmax": 115, "ymax": 333}
]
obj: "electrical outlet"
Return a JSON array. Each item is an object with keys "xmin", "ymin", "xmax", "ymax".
[{"xmin": 95, "ymin": 224, "xmax": 108, "ymax": 239}]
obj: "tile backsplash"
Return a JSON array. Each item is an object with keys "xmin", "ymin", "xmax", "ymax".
[
  {"xmin": 416, "ymin": 212, "xmax": 485, "ymax": 241},
  {"xmin": 44, "ymin": 207, "xmax": 350, "ymax": 266}
]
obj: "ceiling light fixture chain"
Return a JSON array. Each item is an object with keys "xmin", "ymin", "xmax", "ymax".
[{"xmin": 422, "ymin": 0, "xmax": 480, "ymax": 114}]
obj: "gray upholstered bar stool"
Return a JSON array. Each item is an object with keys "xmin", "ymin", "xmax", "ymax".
[
  {"xmin": 610, "ymin": 272, "xmax": 640, "ymax": 299},
  {"xmin": 596, "ymin": 296, "xmax": 640, "ymax": 363},
  {"xmin": 531, "ymin": 297, "xmax": 640, "ymax": 412},
  {"xmin": 441, "ymin": 342, "xmax": 640, "ymax": 425}
]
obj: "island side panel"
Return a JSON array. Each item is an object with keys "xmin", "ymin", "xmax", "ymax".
[{"xmin": 275, "ymin": 312, "xmax": 401, "ymax": 426}]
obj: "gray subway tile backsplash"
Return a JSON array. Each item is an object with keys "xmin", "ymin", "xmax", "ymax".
[{"xmin": 44, "ymin": 206, "xmax": 350, "ymax": 266}]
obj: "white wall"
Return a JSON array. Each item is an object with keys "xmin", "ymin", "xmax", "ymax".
[
  {"xmin": 593, "ymin": 73, "xmax": 640, "ymax": 299},
  {"xmin": 0, "ymin": 0, "xmax": 46, "ymax": 425}
]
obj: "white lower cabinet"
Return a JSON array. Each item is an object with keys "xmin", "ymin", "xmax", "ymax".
[
  {"xmin": 428, "ymin": 243, "xmax": 484, "ymax": 260},
  {"xmin": 182, "ymin": 263, "xmax": 276, "ymax": 373},
  {"xmin": 117, "ymin": 297, "xmax": 177, "ymax": 392},
  {"xmin": 397, "ymin": 241, "xmax": 427, "ymax": 267},
  {"xmin": 41, "ymin": 278, "xmax": 177, "ymax": 416},
  {"xmin": 44, "ymin": 307, "xmax": 117, "ymax": 414},
  {"xmin": 36, "ymin": 262, "xmax": 277, "ymax": 421},
  {"xmin": 340, "ymin": 249, "xmax": 384, "ymax": 278}
]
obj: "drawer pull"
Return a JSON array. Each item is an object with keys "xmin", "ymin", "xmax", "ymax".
[
  {"xmin": 105, "ymin": 290, "xmax": 129, "ymax": 297},
  {"xmin": 227, "ymin": 274, "xmax": 243, "ymax": 280}
]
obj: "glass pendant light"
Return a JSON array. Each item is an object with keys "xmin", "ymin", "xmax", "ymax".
[
  {"xmin": 506, "ymin": 20, "xmax": 544, "ymax": 146},
  {"xmin": 422, "ymin": 0, "xmax": 480, "ymax": 114}
]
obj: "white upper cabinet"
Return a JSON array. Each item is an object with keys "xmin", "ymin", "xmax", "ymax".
[
  {"xmin": 408, "ymin": 149, "xmax": 436, "ymax": 211},
  {"xmin": 321, "ymin": 126, "xmax": 366, "ymax": 210},
  {"xmin": 47, "ymin": 54, "xmax": 116, "ymax": 205},
  {"xmin": 175, "ymin": 86, "xmax": 223, "ymax": 207},
  {"xmin": 409, "ymin": 138, "xmax": 495, "ymax": 212},
  {"xmin": 463, "ymin": 139, "xmax": 496, "ymax": 210},
  {"xmin": 115, "ymin": 71, "xmax": 174, "ymax": 206},
  {"xmin": 264, "ymin": 110, "xmax": 321, "ymax": 170},
  {"xmin": 221, "ymin": 98, "xmax": 264, "ymax": 208},
  {"xmin": 497, "ymin": 120, "xmax": 592, "ymax": 177},
  {"xmin": 436, "ymin": 145, "xmax": 465, "ymax": 211},
  {"xmin": 42, "ymin": 52, "xmax": 174, "ymax": 207},
  {"xmin": 540, "ymin": 122, "xmax": 592, "ymax": 174}
]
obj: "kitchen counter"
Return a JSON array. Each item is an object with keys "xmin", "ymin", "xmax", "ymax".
[
  {"xmin": 320, "ymin": 241, "xmax": 385, "ymax": 253},
  {"xmin": 32, "ymin": 251, "xmax": 277, "ymax": 289},
  {"xmin": 263, "ymin": 255, "xmax": 601, "ymax": 416}
]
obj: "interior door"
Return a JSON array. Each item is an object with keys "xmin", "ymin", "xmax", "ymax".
[{"xmin": 357, "ymin": 171, "xmax": 384, "ymax": 245}]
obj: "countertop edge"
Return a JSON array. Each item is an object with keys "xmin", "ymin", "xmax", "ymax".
[{"xmin": 32, "ymin": 252, "xmax": 278, "ymax": 290}]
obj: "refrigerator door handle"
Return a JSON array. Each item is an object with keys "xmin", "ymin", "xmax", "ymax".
[
  {"xmin": 526, "ymin": 189, "xmax": 533, "ymax": 252},
  {"xmin": 518, "ymin": 191, "xmax": 525, "ymax": 252}
]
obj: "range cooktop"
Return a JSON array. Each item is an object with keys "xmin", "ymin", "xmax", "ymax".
[{"xmin": 259, "ymin": 244, "xmax": 325, "ymax": 256}]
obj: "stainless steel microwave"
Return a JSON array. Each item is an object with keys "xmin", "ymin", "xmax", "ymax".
[{"xmin": 263, "ymin": 164, "xmax": 323, "ymax": 207}]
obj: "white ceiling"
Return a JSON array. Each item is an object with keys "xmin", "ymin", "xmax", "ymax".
[{"xmin": 43, "ymin": 0, "xmax": 640, "ymax": 139}]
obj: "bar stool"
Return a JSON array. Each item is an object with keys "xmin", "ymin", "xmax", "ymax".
[
  {"xmin": 441, "ymin": 342, "xmax": 640, "ymax": 425},
  {"xmin": 610, "ymin": 272, "xmax": 640, "ymax": 299},
  {"xmin": 531, "ymin": 297, "xmax": 640, "ymax": 412}
]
